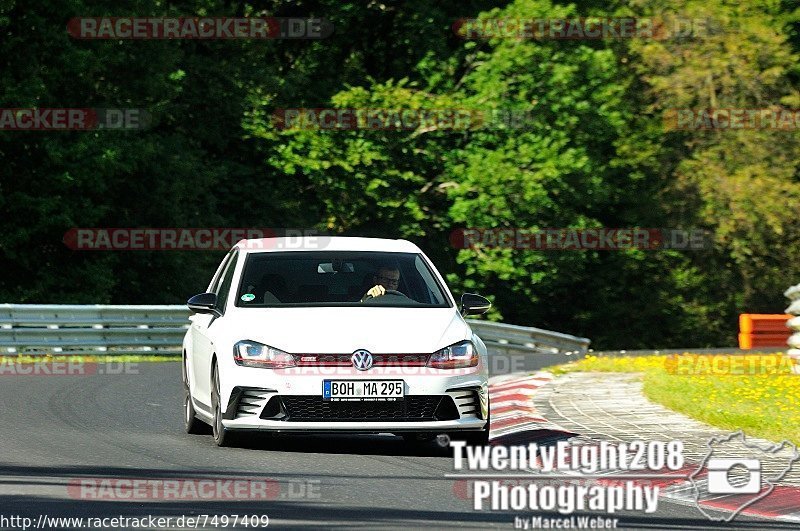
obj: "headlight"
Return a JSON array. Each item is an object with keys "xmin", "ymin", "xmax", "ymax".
[
  {"xmin": 233, "ymin": 340, "xmax": 296, "ymax": 368},
  {"xmin": 427, "ymin": 340, "xmax": 478, "ymax": 369}
]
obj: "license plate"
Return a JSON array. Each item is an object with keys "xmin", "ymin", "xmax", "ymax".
[{"xmin": 322, "ymin": 380, "xmax": 404, "ymax": 401}]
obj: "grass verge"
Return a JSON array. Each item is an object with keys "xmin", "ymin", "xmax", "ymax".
[{"xmin": 548, "ymin": 353, "xmax": 800, "ymax": 445}]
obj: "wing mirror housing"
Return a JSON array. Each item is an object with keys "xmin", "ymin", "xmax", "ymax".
[
  {"xmin": 187, "ymin": 292, "xmax": 218, "ymax": 314},
  {"xmin": 460, "ymin": 293, "xmax": 491, "ymax": 316}
]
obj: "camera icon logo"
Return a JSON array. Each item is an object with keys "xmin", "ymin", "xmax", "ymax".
[
  {"xmin": 706, "ymin": 458, "xmax": 761, "ymax": 494},
  {"xmin": 689, "ymin": 431, "xmax": 799, "ymax": 522}
]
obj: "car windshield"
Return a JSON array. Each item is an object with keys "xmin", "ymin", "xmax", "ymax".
[{"xmin": 234, "ymin": 251, "xmax": 451, "ymax": 308}]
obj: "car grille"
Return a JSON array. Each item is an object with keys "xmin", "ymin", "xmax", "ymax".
[{"xmin": 279, "ymin": 395, "xmax": 458, "ymax": 422}]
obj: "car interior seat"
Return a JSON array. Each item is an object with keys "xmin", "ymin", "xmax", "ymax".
[{"xmin": 257, "ymin": 273, "xmax": 289, "ymax": 303}]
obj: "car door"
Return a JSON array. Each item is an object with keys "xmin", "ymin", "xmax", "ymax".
[{"xmin": 190, "ymin": 250, "xmax": 238, "ymax": 407}]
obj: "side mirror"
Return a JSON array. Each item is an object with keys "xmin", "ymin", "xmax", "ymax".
[
  {"xmin": 461, "ymin": 293, "xmax": 491, "ymax": 316},
  {"xmin": 187, "ymin": 292, "xmax": 218, "ymax": 314}
]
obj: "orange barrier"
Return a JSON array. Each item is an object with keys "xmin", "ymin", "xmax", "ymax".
[{"xmin": 738, "ymin": 314, "xmax": 791, "ymax": 349}]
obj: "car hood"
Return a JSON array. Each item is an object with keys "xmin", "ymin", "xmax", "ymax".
[{"xmin": 220, "ymin": 306, "xmax": 470, "ymax": 354}]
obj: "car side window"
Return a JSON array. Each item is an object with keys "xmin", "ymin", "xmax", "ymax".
[
  {"xmin": 215, "ymin": 251, "xmax": 239, "ymax": 314},
  {"xmin": 414, "ymin": 255, "xmax": 445, "ymax": 305},
  {"xmin": 208, "ymin": 250, "xmax": 235, "ymax": 294}
]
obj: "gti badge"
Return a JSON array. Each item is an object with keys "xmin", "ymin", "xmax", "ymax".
[{"xmin": 351, "ymin": 349, "xmax": 373, "ymax": 371}]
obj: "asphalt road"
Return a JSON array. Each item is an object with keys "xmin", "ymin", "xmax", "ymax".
[{"xmin": 0, "ymin": 363, "xmax": 791, "ymax": 530}]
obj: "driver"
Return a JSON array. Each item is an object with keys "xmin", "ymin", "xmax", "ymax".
[{"xmin": 361, "ymin": 265, "xmax": 400, "ymax": 301}]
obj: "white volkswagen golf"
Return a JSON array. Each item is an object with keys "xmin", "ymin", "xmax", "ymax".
[{"xmin": 182, "ymin": 236, "xmax": 491, "ymax": 447}]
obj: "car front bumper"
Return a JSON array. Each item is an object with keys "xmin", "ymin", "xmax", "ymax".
[
  {"xmin": 218, "ymin": 365, "xmax": 489, "ymax": 432},
  {"xmin": 223, "ymin": 418, "xmax": 487, "ymax": 433}
]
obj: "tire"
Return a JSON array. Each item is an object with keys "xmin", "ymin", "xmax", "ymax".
[
  {"xmin": 211, "ymin": 364, "xmax": 236, "ymax": 447},
  {"xmin": 183, "ymin": 357, "xmax": 205, "ymax": 435}
]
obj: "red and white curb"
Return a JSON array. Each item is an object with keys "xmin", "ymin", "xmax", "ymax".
[
  {"xmin": 484, "ymin": 372, "xmax": 800, "ymax": 523},
  {"xmin": 453, "ymin": 449, "xmax": 800, "ymax": 523},
  {"xmin": 656, "ymin": 470, "xmax": 800, "ymax": 523},
  {"xmin": 593, "ymin": 464, "xmax": 800, "ymax": 523},
  {"xmin": 488, "ymin": 372, "xmax": 572, "ymax": 440}
]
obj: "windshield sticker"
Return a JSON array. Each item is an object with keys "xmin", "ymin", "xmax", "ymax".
[{"xmin": 240, "ymin": 293, "xmax": 256, "ymax": 302}]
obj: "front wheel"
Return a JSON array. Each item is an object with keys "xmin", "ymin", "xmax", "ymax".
[
  {"xmin": 183, "ymin": 358, "xmax": 206, "ymax": 435},
  {"xmin": 184, "ymin": 388, "xmax": 207, "ymax": 434},
  {"xmin": 211, "ymin": 365, "xmax": 236, "ymax": 447}
]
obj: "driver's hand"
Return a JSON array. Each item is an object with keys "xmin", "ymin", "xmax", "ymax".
[{"xmin": 364, "ymin": 285, "xmax": 385, "ymax": 300}]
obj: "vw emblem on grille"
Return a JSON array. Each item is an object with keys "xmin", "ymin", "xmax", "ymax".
[{"xmin": 351, "ymin": 349, "xmax": 373, "ymax": 371}]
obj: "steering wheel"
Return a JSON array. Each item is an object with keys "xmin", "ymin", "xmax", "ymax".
[
  {"xmin": 363, "ymin": 289, "xmax": 409, "ymax": 300},
  {"xmin": 383, "ymin": 289, "xmax": 408, "ymax": 298}
]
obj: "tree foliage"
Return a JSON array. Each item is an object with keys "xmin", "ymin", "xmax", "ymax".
[{"xmin": 1, "ymin": 0, "xmax": 797, "ymax": 348}]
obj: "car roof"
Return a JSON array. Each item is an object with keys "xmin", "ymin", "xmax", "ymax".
[{"xmin": 234, "ymin": 236, "xmax": 423, "ymax": 254}]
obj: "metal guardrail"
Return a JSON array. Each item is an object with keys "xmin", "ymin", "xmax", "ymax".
[
  {"xmin": 466, "ymin": 320, "xmax": 590, "ymax": 356},
  {"xmin": 0, "ymin": 304, "xmax": 591, "ymax": 358},
  {"xmin": 0, "ymin": 304, "xmax": 188, "ymax": 356},
  {"xmin": 784, "ymin": 284, "xmax": 800, "ymax": 371},
  {"xmin": 588, "ymin": 347, "xmax": 785, "ymax": 357}
]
